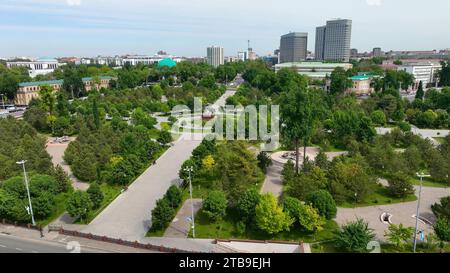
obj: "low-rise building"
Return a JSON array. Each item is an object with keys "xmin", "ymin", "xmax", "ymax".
[
  {"xmin": 7, "ymin": 57, "xmax": 61, "ymax": 78},
  {"xmin": 274, "ymin": 62, "xmax": 353, "ymax": 79},
  {"xmin": 347, "ymin": 75, "xmax": 374, "ymax": 95},
  {"xmin": 397, "ymin": 61, "xmax": 441, "ymax": 88},
  {"xmin": 15, "ymin": 76, "xmax": 115, "ymax": 106}
]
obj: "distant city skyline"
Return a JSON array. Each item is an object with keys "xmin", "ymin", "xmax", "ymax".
[{"xmin": 1, "ymin": 0, "xmax": 450, "ymax": 58}]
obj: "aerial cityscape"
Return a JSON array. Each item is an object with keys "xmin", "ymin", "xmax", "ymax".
[{"xmin": 1, "ymin": 0, "xmax": 450, "ymax": 265}]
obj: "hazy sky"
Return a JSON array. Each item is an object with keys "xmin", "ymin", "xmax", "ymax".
[{"xmin": 1, "ymin": 0, "xmax": 449, "ymax": 58}]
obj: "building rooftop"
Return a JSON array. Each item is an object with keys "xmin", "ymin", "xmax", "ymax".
[
  {"xmin": 158, "ymin": 58, "xmax": 177, "ymax": 68},
  {"xmin": 350, "ymin": 75, "xmax": 371, "ymax": 80},
  {"xmin": 275, "ymin": 62, "xmax": 352, "ymax": 68},
  {"xmin": 19, "ymin": 80, "xmax": 63, "ymax": 87},
  {"xmin": 19, "ymin": 76, "xmax": 114, "ymax": 87}
]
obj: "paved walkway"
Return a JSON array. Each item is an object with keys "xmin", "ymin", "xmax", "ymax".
[
  {"xmin": 45, "ymin": 137, "xmax": 89, "ymax": 191},
  {"xmin": 261, "ymin": 161, "xmax": 284, "ymax": 199},
  {"xmin": 336, "ymin": 185, "xmax": 450, "ymax": 241},
  {"xmin": 262, "ymin": 148, "xmax": 347, "ymax": 199},
  {"xmin": 376, "ymin": 127, "xmax": 449, "ymax": 146},
  {"xmin": 82, "ymin": 91, "xmax": 236, "ymax": 242},
  {"xmin": 164, "ymin": 199, "xmax": 202, "ymax": 238}
]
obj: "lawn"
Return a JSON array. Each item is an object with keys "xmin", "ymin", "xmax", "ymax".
[
  {"xmin": 338, "ymin": 184, "xmax": 417, "ymax": 208},
  {"xmin": 191, "ymin": 208, "xmax": 339, "ymax": 244},
  {"xmin": 433, "ymin": 137, "xmax": 446, "ymax": 144},
  {"xmin": 411, "ymin": 177, "xmax": 449, "ymax": 188}
]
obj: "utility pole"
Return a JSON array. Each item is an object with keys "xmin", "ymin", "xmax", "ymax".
[
  {"xmin": 16, "ymin": 160, "xmax": 36, "ymax": 226},
  {"xmin": 184, "ymin": 166, "xmax": 195, "ymax": 238},
  {"xmin": 413, "ymin": 172, "xmax": 431, "ymax": 253}
]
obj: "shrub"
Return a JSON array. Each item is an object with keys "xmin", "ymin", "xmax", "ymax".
[
  {"xmin": 151, "ymin": 198, "xmax": 175, "ymax": 230},
  {"xmin": 387, "ymin": 172, "xmax": 415, "ymax": 198},
  {"xmin": 237, "ymin": 189, "xmax": 261, "ymax": 222},
  {"xmin": 66, "ymin": 191, "xmax": 93, "ymax": 221},
  {"xmin": 257, "ymin": 152, "xmax": 272, "ymax": 173},
  {"xmin": 256, "ymin": 193, "xmax": 293, "ymax": 235},
  {"xmin": 334, "ymin": 219, "xmax": 375, "ymax": 253},
  {"xmin": 434, "ymin": 217, "xmax": 450, "ymax": 242},
  {"xmin": 202, "ymin": 191, "xmax": 228, "ymax": 222},
  {"xmin": 87, "ymin": 183, "xmax": 104, "ymax": 209},
  {"xmin": 305, "ymin": 190, "xmax": 337, "ymax": 220},
  {"xmin": 165, "ymin": 185, "xmax": 182, "ymax": 209}
]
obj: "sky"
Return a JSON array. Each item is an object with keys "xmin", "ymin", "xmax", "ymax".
[{"xmin": 1, "ymin": 0, "xmax": 449, "ymax": 58}]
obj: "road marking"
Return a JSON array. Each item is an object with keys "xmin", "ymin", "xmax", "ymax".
[
  {"xmin": 15, "ymin": 248, "xmax": 23, "ymax": 251},
  {"xmin": 32, "ymin": 250, "xmax": 39, "ymax": 253},
  {"xmin": 0, "ymin": 244, "xmax": 6, "ymax": 248}
]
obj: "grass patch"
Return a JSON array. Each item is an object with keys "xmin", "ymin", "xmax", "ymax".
[
  {"xmin": 191, "ymin": 208, "xmax": 338, "ymax": 243},
  {"xmin": 433, "ymin": 137, "xmax": 446, "ymax": 144},
  {"xmin": 338, "ymin": 184, "xmax": 417, "ymax": 208},
  {"xmin": 411, "ymin": 177, "xmax": 449, "ymax": 188}
]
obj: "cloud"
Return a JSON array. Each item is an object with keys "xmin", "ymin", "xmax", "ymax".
[
  {"xmin": 366, "ymin": 0, "xmax": 382, "ymax": 6},
  {"xmin": 66, "ymin": 0, "xmax": 81, "ymax": 6}
]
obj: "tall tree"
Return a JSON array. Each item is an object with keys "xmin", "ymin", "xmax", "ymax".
[
  {"xmin": 415, "ymin": 81, "xmax": 424, "ymax": 100},
  {"xmin": 439, "ymin": 61, "xmax": 450, "ymax": 87},
  {"xmin": 330, "ymin": 67, "xmax": 352, "ymax": 95},
  {"xmin": 280, "ymin": 86, "xmax": 315, "ymax": 173},
  {"xmin": 92, "ymin": 97, "xmax": 100, "ymax": 129}
]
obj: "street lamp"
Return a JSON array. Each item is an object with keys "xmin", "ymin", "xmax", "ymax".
[
  {"xmin": 413, "ymin": 172, "xmax": 431, "ymax": 253},
  {"xmin": 183, "ymin": 166, "xmax": 195, "ymax": 238},
  {"xmin": 16, "ymin": 160, "xmax": 36, "ymax": 226}
]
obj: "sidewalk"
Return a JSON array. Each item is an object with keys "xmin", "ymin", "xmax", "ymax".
[{"xmin": 164, "ymin": 199, "xmax": 202, "ymax": 238}]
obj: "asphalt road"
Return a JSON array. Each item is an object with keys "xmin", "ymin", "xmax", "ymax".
[{"xmin": 0, "ymin": 234, "xmax": 100, "ymax": 253}]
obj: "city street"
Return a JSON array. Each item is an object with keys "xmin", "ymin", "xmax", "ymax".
[{"xmin": 0, "ymin": 233, "xmax": 101, "ymax": 253}]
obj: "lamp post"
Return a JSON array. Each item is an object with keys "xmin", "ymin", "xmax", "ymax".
[
  {"xmin": 184, "ymin": 166, "xmax": 195, "ymax": 238},
  {"xmin": 16, "ymin": 160, "xmax": 36, "ymax": 226},
  {"xmin": 413, "ymin": 172, "xmax": 431, "ymax": 253}
]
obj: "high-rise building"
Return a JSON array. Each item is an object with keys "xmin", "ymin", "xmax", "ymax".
[
  {"xmin": 373, "ymin": 47, "xmax": 383, "ymax": 57},
  {"xmin": 315, "ymin": 26, "xmax": 326, "ymax": 61},
  {"xmin": 206, "ymin": 46, "xmax": 225, "ymax": 67},
  {"xmin": 206, "ymin": 46, "xmax": 224, "ymax": 67},
  {"xmin": 279, "ymin": 32, "xmax": 308, "ymax": 63},
  {"xmin": 315, "ymin": 19, "xmax": 352, "ymax": 62}
]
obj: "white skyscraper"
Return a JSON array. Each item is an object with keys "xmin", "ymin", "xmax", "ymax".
[
  {"xmin": 207, "ymin": 46, "xmax": 224, "ymax": 67},
  {"xmin": 315, "ymin": 19, "xmax": 352, "ymax": 62}
]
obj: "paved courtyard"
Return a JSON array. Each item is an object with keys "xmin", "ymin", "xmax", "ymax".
[
  {"xmin": 336, "ymin": 185, "xmax": 450, "ymax": 241},
  {"xmin": 45, "ymin": 137, "xmax": 89, "ymax": 191}
]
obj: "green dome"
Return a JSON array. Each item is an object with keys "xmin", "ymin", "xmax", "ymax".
[{"xmin": 158, "ymin": 58, "xmax": 177, "ymax": 68}]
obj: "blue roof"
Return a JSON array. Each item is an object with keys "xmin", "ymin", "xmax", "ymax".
[
  {"xmin": 19, "ymin": 80, "xmax": 63, "ymax": 87},
  {"xmin": 350, "ymin": 75, "xmax": 371, "ymax": 80},
  {"xmin": 158, "ymin": 58, "xmax": 177, "ymax": 68}
]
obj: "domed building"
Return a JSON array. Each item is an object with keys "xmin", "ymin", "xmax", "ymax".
[{"xmin": 158, "ymin": 58, "xmax": 177, "ymax": 68}]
